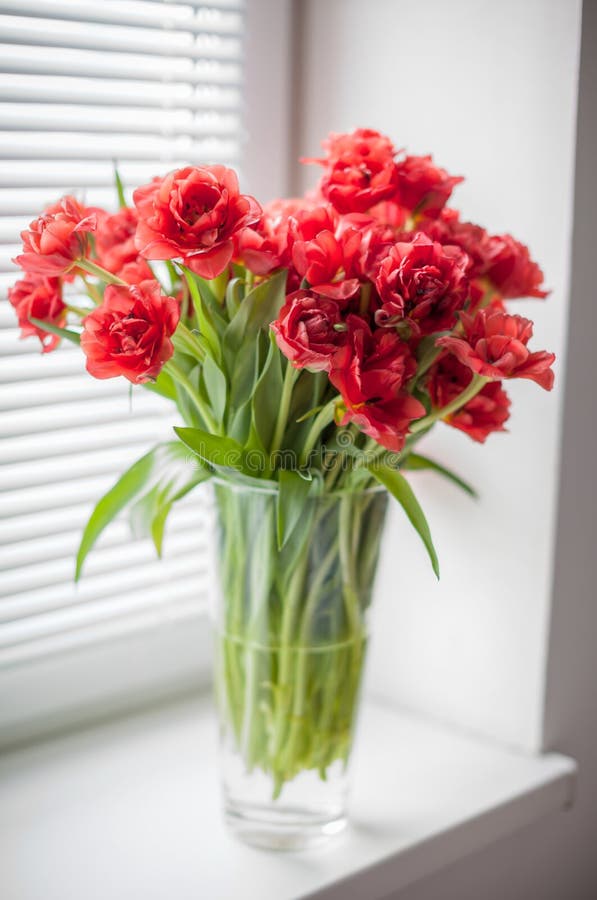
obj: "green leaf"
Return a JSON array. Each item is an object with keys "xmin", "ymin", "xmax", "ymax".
[
  {"xmin": 295, "ymin": 403, "xmax": 325, "ymax": 423},
  {"xmin": 225, "ymin": 276, "xmax": 243, "ymax": 319},
  {"xmin": 174, "ymin": 426, "xmax": 247, "ymax": 473},
  {"xmin": 113, "ymin": 165, "xmax": 127, "ymax": 208},
  {"xmin": 223, "ymin": 268, "xmax": 287, "ymax": 358},
  {"xmin": 201, "ymin": 354, "xmax": 227, "ymax": 426},
  {"xmin": 403, "ymin": 453, "xmax": 478, "ymax": 498},
  {"xmin": 367, "ymin": 462, "xmax": 440, "ymax": 578},
  {"xmin": 227, "ymin": 340, "xmax": 258, "ymax": 413},
  {"xmin": 29, "ymin": 318, "xmax": 81, "ymax": 346},
  {"xmin": 76, "ymin": 441, "xmax": 206, "ymax": 579},
  {"xmin": 129, "ymin": 455, "xmax": 208, "ymax": 556},
  {"xmin": 228, "ymin": 397, "xmax": 253, "ymax": 445},
  {"xmin": 142, "ymin": 367, "xmax": 177, "ymax": 402},
  {"xmin": 182, "ymin": 267, "xmax": 222, "ymax": 364},
  {"xmin": 222, "ymin": 270, "xmax": 287, "ymax": 416},
  {"xmin": 210, "ymin": 270, "xmax": 229, "ymax": 304},
  {"xmin": 150, "ymin": 499, "xmax": 173, "ymax": 555},
  {"xmin": 251, "ymin": 331, "xmax": 283, "ymax": 453},
  {"xmin": 276, "ymin": 468, "xmax": 313, "ymax": 549},
  {"xmin": 188, "ymin": 272, "xmax": 228, "ymax": 331}
]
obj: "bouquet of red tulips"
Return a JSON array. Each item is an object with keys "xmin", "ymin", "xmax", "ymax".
[{"xmin": 8, "ymin": 128, "xmax": 554, "ymax": 797}]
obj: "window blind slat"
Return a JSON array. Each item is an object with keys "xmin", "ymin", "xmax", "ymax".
[
  {"xmin": 0, "ymin": 499, "xmax": 202, "ymax": 550},
  {"xmin": 0, "ymin": 373, "xmax": 136, "ymax": 410},
  {"xmin": 0, "ymin": 347, "xmax": 91, "ymax": 381},
  {"xmin": 1, "ymin": 475, "xmax": 139, "ymax": 519},
  {"xmin": 0, "ymin": 420, "xmax": 164, "ymax": 465},
  {"xmin": 0, "ymin": 104, "xmax": 241, "ymax": 137},
  {"xmin": 0, "ymin": 44, "xmax": 242, "ymax": 84},
  {"xmin": 0, "ymin": 75, "xmax": 241, "ymax": 110},
  {"xmin": 0, "ymin": 444, "xmax": 160, "ymax": 492},
  {"xmin": 0, "ymin": 503, "xmax": 203, "ymax": 568},
  {"xmin": 0, "ymin": 188, "xmax": 140, "ymax": 218},
  {"xmin": 0, "ymin": 528, "xmax": 204, "ymax": 602},
  {"xmin": 0, "ymin": 590, "xmax": 207, "ymax": 668},
  {"xmin": 0, "ymin": 15, "xmax": 242, "ymax": 59},
  {"xmin": 0, "ymin": 394, "xmax": 164, "ymax": 437},
  {"xmin": 0, "ymin": 557, "xmax": 208, "ymax": 639},
  {"xmin": 0, "ymin": 2, "xmax": 243, "ymax": 35},
  {"xmin": 0, "ymin": 132, "xmax": 241, "ymax": 162}
]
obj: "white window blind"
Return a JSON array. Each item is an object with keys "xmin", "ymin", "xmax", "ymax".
[{"xmin": 0, "ymin": 0, "xmax": 246, "ymax": 671}]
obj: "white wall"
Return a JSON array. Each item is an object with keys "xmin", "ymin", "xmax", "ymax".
[
  {"xmin": 391, "ymin": 3, "xmax": 597, "ymax": 892},
  {"xmin": 243, "ymin": 0, "xmax": 294, "ymax": 201},
  {"xmin": 295, "ymin": 0, "xmax": 582, "ymax": 751}
]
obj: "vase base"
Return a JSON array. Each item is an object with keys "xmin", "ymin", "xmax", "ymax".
[{"xmin": 224, "ymin": 799, "xmax": 347, "ymax": 851}]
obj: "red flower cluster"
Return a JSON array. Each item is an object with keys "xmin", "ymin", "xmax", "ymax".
[
  {"xmin": 8, "ymin": 129, "xmax": 554, "ymax": 453},
  {"xmin": 267, "ymin": 128, "xmax": 554, "ymax": 449}
]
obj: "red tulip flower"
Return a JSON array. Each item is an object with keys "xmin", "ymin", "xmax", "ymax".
[
  {"xmin": 429, "ymin": 355, "xmax": 511, "ymax": 442},
  {"xmin": 134, "ymin": 165, "xmax": 261, "ymax": 279},
  {"xmin": 15, "ymin": 196, "xmax": 97, "ymax": 277},
  {"xmin": 81, "ymin": 280, "xmax": 180, "ymax": 384},
  {"xmin": 8, "ymin": 275, "xmax": 66, "ymax": 353},
  {"xmin": 437, "ymin": 308, "xmax": 555, "ymax": 389}
]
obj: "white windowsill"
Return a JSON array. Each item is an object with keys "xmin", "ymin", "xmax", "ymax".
[{"xmin": 0, "ymin": 694, "xmax": 576, "ymax": 900}]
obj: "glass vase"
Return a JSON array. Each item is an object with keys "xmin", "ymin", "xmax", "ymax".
[{"xmin": 209, "ymin": 477, "xmax": 388, "ymax": 850}]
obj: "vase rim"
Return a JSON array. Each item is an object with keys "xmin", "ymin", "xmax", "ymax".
[{"xmin": 211, "ymin": 473, "xmax": 387, "ymax": 497}]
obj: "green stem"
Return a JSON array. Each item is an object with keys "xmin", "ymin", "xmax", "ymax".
[
  {"xmin": 82, "ymin": 277, "xmax": 102, "ymax": 305},
  {"xmin": 270, "ymin": 362, "xmax": 298, "ymax": 457},
  {"xmin": 410, "ymin": 374, "xmax": 489, "ymax": 434},
  {"xmin": 76, "ymin": 259, "xmax": 128, "ymax": 286},
  {"xmin": 164, "ymin": 361, "xmax": 219, "ymax": 433},
  {"xmin": 359, "ymin": 283, "xmax": 371, "ymax": 316},
  {"xmin": 415, "ymin": 345, "xmax": 443, "ymax": 381},
  {"xmin": 172, "ymin": 322, "xmax": 206, "ymax": 361},
  {"xmin": 300, "ymin": 398, "xmax": 336, "ymax": 467},
  {"xmin": 324, "ymin": 451, "xmax": 345, "ymax": 490},
  {"xmin": 65, "ymin": 303, "xmax": 91, "ymax": 317},
  {"xmin": 165, "ymin": 260, "xmax": 179, "ymax": 292}
]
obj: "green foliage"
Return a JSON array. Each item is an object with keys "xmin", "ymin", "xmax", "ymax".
[
  {"xmin": 173, "ymin": 426, "xmax": 248, "ymax": 474},
  {"xmin": 367, "ymin": 461, "xmax": 440, "ymax": 578},
  {"xmin": 183, "ymin": 268, "xmax": 223, "ymax": 364},
  {"xmin": 76, "ymin": 442, "xmax": 208, "ymax": 579},
  {"xmin": 142, "ymin": 368, "xmax": 178, "ymax": 402},
  {"xmin": 113, "ymin": 166, "xmax": 127, "ymax": 208},
  {"xmin": 29, "ymin": 318, "xmax": 81, "ymax": 346},
  {"xmin": 72, "ymin": 259, "xmax": 469, "ymax": 580},
  {"xmin": 276, "ymin": 468, "xmax": 315, "ymax": 550},
  {"xmin": 250, "ymin": 332, "xmax": 283, "ymax": 456},
  {"xmin": 223, "ymin": 270, "xmax": 287, "ymax": 414},
  {"xmin": 201, "ymin": 354, "xmax": 227, "ymax": 427}
]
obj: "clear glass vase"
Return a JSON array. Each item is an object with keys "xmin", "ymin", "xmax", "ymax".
[{"xmin": 209, "ymin": 478, "xmax": 388, "ymax": 850}]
